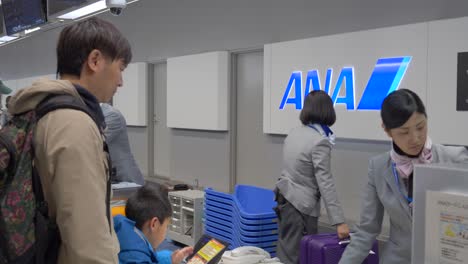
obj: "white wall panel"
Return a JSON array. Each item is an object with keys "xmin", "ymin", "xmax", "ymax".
[
  {"xmin": 167, "ymin": 51, "xmax": 229, "ymax": 131},
  {"xmin": 113, "ymin": 62, "xmax": 148, "ymax": 126}
]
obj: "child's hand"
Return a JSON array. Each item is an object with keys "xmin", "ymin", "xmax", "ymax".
[{"xmin": 171, "ymin": 246, "xmax": 194, "ymax": 264}]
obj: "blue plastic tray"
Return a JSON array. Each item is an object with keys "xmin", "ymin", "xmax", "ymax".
[
  {"xmin": 205, "ymin": 224, "xmax": 278, "ymax": 245},
  {"xmin": 204, "ymin": 228, "xmax": 278, "ymax": 253},
  {"xmin": 234, "ymin": 185, "xmax": 277, "ymax": 219},
  {"xmin": 205, "ymin": 203, "xmax": 277, "ymax": 225},
  {"xmin": 205, "ymin": 219, "xmax": 279, "ymax": 239},
  {"xmin": 205, "ymin": 185, "xmax": 277, "ymax": 220},
  {"xmin": 205, "ymin": 210, "xmax": 278, "ymax": 231},
  {"xmin": 205, "ymin": 195, "xmax": 277, "ymax": 221},
  {"xmin": 204, "ymin": 214, "xmax": 278, "ymax": 236}
]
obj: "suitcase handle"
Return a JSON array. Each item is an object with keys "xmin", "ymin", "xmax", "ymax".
[
  {"xmin": 338, "ymin": 240, "xmax": 350, "ymax": 245},
  {"xmin": 338, "ymin": 240, "xmax": 376, "ymax": 255}
]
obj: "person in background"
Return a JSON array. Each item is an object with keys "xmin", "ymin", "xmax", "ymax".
[
  {"xmin": 339, "ymin": 89, "xmax": 468, "ymax": 264},
  {"xmin": 114, "ymin": 182, "xmax": 193, "ymax": 264},
  {"xmin": 274, "ymin": 90, "xmax": 350, "ymax": 264},
  {"xmin": 101, "ymin": 103, "xmax": 145, "ymax": 185},
  {"xmin": 0, "ymin": 80, "xmax": 12, "ymax": 98},
  {"xmin": 8, "ymin": 17, "xmax": 132, "ymax": 263},
  {"xmin": 0, "ymin": 81, "xmax": 12, "ymax": 128}
]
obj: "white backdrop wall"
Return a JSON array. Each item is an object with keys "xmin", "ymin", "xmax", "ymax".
[
  {"xmin": 264, "ymin": 17, "xmax": 468, "ymax": 145},
  {"xmin": 264, "ymin": 23, "xmax": 428, "ymax": 140},
  {"xmin": 427, "ymin": 18, "xmax": 468, "ymax": 145}
]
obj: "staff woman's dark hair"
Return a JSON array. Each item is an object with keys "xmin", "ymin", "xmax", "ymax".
[
  {"xmin": 381, "ymin": 89, "xmax": 426, "ymax": 129},
  {"xmin": 300, "ymin": 90, "xmax": 336, "ymax": 126}
]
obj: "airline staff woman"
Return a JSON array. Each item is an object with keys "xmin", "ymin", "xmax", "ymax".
[
  {"xmin": 275, "ymin": 90, "xmax": 350, "ymax": 264},
  {"xmin": 339, "ymin": 89, "xmax": 468, "ymax": 264}
]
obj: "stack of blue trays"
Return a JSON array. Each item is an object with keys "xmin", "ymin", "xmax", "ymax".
[{"xmin": 203, "ymin": 185, "xmax": 278, "ymax": 255}]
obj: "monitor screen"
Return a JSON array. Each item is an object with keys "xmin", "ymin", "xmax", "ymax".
[
  {"xmin": 0, "ymin": 7, "xmax": 5, "ymax": 37},
  {"xmin": 48, "ymin": 0, "xmax": 90, "ymax": 17},
  {"xmin": 186, "ymin": 235, "xmax": 229, "ymax": 264},
  {"xmin": 457, "ymin": 52, "xmax": 468, "ymax": 111},
  {"xmin": 1, "ymin": 0, "xmax": 47, "ymax": 36}
]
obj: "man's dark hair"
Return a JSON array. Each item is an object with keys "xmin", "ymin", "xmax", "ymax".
[
  {"xmin": 299, "ymin": 90, "xmax": 336, "ymax": 126},
  {"xmin": 381, "ymin": 89, "xmax": 427, "ymax": 129},
  {"xmin": 56, "ymin": 17, "xmax": 132, "ymax": 77},
  {"xmin": 125, "ymin": 182, "xmax": 172, "ymax": 229}
]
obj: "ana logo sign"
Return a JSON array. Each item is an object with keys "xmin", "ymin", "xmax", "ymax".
[{"xmin": 279, "ymin": 56, "xmax": 412, "ymax": 110}]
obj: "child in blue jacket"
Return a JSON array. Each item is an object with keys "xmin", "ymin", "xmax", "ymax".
[{"xmin": 114, "ymin": 183, "xmax": 193, "ymax": 264}]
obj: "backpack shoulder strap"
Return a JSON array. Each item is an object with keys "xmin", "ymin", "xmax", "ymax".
[{"xmin": 35, "ymin": 94, "xmax": 101, "ymax": 130}]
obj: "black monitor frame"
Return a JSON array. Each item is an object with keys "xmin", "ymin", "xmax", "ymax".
[
  {"xmin": 457, "ymin": 52, "xmax": 468, "ymax": 111},
  {"xmin": 47, "ymin": 0, "xmax": 97, "ymax": 20},
  {"xmin": 1, "ymin": 0, "xmax": 47, "ymax": 36}
]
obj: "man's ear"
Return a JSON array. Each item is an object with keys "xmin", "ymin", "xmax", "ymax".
[{"xmin": 86, "ymin": 49, "xmax": 104, "ymax": 73}]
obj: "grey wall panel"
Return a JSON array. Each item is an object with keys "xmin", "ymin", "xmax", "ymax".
[
  {"xmin": 171, "ymin": 129, "xmax": 230, "ymax": 192},
  {"xmin": 151, "ymin": 63, "xmax": 230, "ymax": 192},
  {"xmin": 153, "ymin": 63, "xmax": 171, "ymax": 178},
  {"xmin": 329, "ymin": 139, "xmax": 391, "ymax": 235},
  {"xmin": 235, "ymin": 51, "xmax": 284, "ymax": 189},
  {"xmin": 127, "ymin": 127, "xmax": 148, "ymax": 177}
]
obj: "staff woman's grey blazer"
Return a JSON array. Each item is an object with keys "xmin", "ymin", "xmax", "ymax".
[
  {"xmin": 276, "ymin": 125, "xmax": 345, "ymax": 225},
  {"xmin": 339, "ymin": 144, "xmax": 468, "ymax": 264}
]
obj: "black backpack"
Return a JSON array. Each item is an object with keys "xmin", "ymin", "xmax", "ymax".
[{"xmin": 0, "ymin": 94, "xmax": 111, "ymax": 264}]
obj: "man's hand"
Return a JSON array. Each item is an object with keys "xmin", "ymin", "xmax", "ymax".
[{"xmin": 336, "ymin": 223, "xmax": 350, "ymax": 240}]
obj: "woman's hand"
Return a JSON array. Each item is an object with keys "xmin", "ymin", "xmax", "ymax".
[
  {"xmin": 171, "ymin": 246, "xmax": 194, "ymax": 264},
  {"xmin": 336, "ymin": 223, "xmax": 350, "ymax": 239}
]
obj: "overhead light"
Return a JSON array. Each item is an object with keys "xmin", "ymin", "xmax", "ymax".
[
  {"xmin": 57, "ymin": 0, "xmax": 107, "ymax": 20},
  {"xmin": 25, "ymin": 27, "xmax": 41, "ymax": 34},
  {"xmin": 0, "ymin": 36, "xmax": 18, "ymax": 42}
]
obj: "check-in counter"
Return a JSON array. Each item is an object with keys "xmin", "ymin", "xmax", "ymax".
[{"xmin": 111, "ymin": 183, "xmax": 142, "ymax": 217}]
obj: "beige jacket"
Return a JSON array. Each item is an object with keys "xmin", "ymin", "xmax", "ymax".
[{"xmin": 9, "ymin": 79, "xmax": 120, "ymax": 264}]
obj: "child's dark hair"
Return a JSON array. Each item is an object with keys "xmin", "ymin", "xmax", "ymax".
[
  {"xmin": 381, "ymin": 89, "xmax": 426, "ymax": 129},
  {"xmin": 125, "ymin": 182, "xmax": 172, "ymax": 229}
]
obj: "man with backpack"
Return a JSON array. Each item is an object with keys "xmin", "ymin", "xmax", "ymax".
[{"xmin": 2, "ymin": 17, "xmax": 132, "ymax": 264}]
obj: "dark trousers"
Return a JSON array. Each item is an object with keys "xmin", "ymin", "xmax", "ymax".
[{"xmin": 274, "ymin": 189, "xmax": 318, "ymax": 264}]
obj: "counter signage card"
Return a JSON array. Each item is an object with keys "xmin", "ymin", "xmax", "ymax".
[{"xmin": 425, "ymin": 191, "xmax": 468, "ymax": 264}]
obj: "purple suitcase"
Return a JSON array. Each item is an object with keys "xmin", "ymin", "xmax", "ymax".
[{"xmin": 300, "ymin": 233, "xmax": 379, "ymax": 264}]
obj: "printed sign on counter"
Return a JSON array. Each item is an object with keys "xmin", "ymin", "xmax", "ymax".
[{"xmin": 425, "ymin": 191, "xmax": 468, "ymax": 264}]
